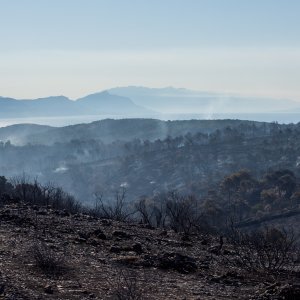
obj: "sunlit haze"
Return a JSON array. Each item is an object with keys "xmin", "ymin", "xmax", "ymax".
[{"xmin": 1, "ymin": 0, "xmax": 300, "ymax": 100}]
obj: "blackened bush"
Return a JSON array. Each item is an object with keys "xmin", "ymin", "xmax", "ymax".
[
  {"xmin": 93, "ymin": 188, "xmax": 134, "ymax": 222},
  {"xmin": 135, "ymin": 192, "xmax": 208, "ymax": 235},
  {"xmin": 10, "ymin": 175, "xmax": 82, "ymax": 214},
  {"xmin": 226, "ymin": 226, "xmax": 298, "ymax": 273},
  {"xmin": 32, "ymin": 243, "xmax": 68, "ymax": 277},
  {"xmin": 165, "ymin": 192, "xmax": 202, "ymax": 235},
  {"xmin": 109, "ymin": 269, "xmax": 146, "ymax": 300}
]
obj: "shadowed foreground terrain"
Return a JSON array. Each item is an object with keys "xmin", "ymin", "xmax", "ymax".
[{"xmin": 0, "ymin": 201, "xmax": 299, "ymax": 299}]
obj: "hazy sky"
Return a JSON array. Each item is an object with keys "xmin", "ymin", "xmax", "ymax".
[{"xmin": 1, "ymin": 0, "xmax": 300, "ymax": 100}]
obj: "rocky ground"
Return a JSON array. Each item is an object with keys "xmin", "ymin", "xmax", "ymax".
[{"xmin": 0, "ymin": 203, "xmax": 299, "ymax": 299}]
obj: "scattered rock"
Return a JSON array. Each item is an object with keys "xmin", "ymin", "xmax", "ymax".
[
  {"xmin": 142, "ymin": 224, "xmax": 155, "ymax": 230},
  {"xmin": 258, "ymin": 283, "xmax": 300, "ymax": 299},
  {"xmin": 75, "ymin": 237, "xmax": 87, "ymax": 244},
  {"xmin": 0, "ymin": 202, "xmax": 299, "ymax": 299},
  {"xmin": 0, "ymin": 283, "xmax": 5, "ymax": 295},
  {"xmin": 278, "ymin": 283, "xmax": 300, "ymax": 298},
  {"xmin": 159, "ymin": 230, "xmax": 168, "ymax": 237},
  {"xmin": 209, "ymin": 271, "xmax": 243, "ymax": 286},
  {"xmin": 60, "ymin": 210, "xmax": 70, "ymax": 217},
  {"xmin": 201, "ymin": 239, "xmax": 209, "ymax": 245},
  {"xmin": 132, "ymin": 242, "xmax": 143, "ymax": 254},
  {"xmin": 89, "ymin": 239, "xmax": 100, "ymax": 247},
  {"xmin": 112, "ymin": 230, "xmax": 131, "ymax": 239},
  {"xmin": 157, "ymin": 252, "xmax": 197, "ymax": 274},
  {"xmin": 91, "ymin": 228, "xmax": 106, "ymax": 240},
  {"xmin": 100, "ymin": 219, "xmax": 111, "ymax": 226},
  {"xmin": 140, "ymin": 254, "xmax": 156, "ymax": 267},
  {"xmin": 199, "ymin": 262, "xmax": 210, "ymax": 270},
  {"xmin": 112, "ymin": 255, "xmax": 139, "ymax": 265},
  {"xmin": 37, "ymin": 210, "xmax": 48, "ymax": 216},
  {"xmin": 44, "ymin": 284, "xmax": 54, "ymax": 294},
  {"xmin": 181, "ymin": 234, "xmax": 190, "ymax": 242},
  {"xmin": 110, "ymin": 245, "xmax": 122, "ymax": 253}
]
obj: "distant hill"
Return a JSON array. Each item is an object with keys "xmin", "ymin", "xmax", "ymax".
[
  {"xmin": 0, "ymin": 119, "xmax": 298, "ymax": 205},
  {"xmin": 0, "ymin": 124, "xmax": 52, "ymax": 144},
  {"xmin": 76, "ymin": 91, "xmax": 154, "ymax": 115},
  {"xmin": 0, "ymin": 92, "xmax": 155, "ymax": 119},
  {"xmin": 0, "ymin": 96, "xmax": 78, "ymax": 117},
  {"xmin": 0, "ymin": 118, "xmax": 265, "ymax": 145},
  {"xmin": 109, "ymin": 86, "xmax": 300, "ymax": 114},
  {"xmin": 0, "ymin": 97, "xmax": 28, "ymax": 117}
]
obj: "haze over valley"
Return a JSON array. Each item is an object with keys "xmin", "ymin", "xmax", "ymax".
[
  {"xmin": 1, "ymin": 118, "xmax": 300, "ymax": 204},
  {"xmin": 1, "ymin": 86, "xmax": 300, "ymax": 127}
]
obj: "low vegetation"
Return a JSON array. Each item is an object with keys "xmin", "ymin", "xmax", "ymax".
[
  {"xmin": 225, "ymin": 225, "xmax": 298, "ymax": 273},
  {"xmin": 1, "ymin": 119, "xmax": 300, "ymax": 205},
  {"xmin": 32, "ymin": 242, "xmax": 68, "ymax": 277},
  {"xmin": 0, "ymin": 169, "xmax": 300, "ymax": 298}
]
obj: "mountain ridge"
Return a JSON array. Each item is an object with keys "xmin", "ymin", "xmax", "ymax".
[
  {"xmin": 108, "ymin": 86, "xmax": 300, "ymax": 114},
  {"xmin": 0, "ymin": 92, "xmax": 155, "ymax": 118},
  {"xmin": 0, "ymin": 118, "xmax": 266, "ymax": 146},
  {"xmin": 1, "ymin": 87, "xmax": 300, "ymax": 119}
]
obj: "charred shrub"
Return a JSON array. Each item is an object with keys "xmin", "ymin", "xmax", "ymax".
[
  {"xmin": 92, "ymin": 188, "xmax": 134, "ymax": 222},
  {"xmin": 135, "ymin": 191, "xmax": 206, "ymax": 235},
  {"xmin": 226, "ymin": 226, "xmax": 298, "ymax": 273},
  {"xmin": 32, "ymin": 242, "xmax": 68, "ymax": 277},
  {"xmin": 109, "ymin": 268, "xmax": 146, "ymax": 300}
]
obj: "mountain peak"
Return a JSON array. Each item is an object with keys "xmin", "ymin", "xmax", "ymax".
[{"xmin": 30, "ymin": 96, "xmax": 71, "ymax": 102}]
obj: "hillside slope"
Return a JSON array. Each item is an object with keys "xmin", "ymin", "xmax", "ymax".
[
  {"xmin": 0, "ymin": 118, "xmax": 265, "ymax": 145},
  {"xmin": 0, "ymin": 202, "xmax": 299, "ymax": 299}
]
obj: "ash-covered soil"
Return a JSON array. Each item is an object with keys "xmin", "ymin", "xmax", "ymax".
[{"xmin": 0, "ymin": 203, "xmax": 299, "ymax": 299}]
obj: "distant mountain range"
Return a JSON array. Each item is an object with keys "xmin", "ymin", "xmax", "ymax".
[
  {"xmin": 109, "ymin": 86, "xmax": 300, "ymax": 114},
  {"xmin": 0, "ymin": 91, "xmax": 155, "ymax": 118},
  {"xmin": 0, "ymin": 87, "xmax": 300, "ymax": 120}
]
